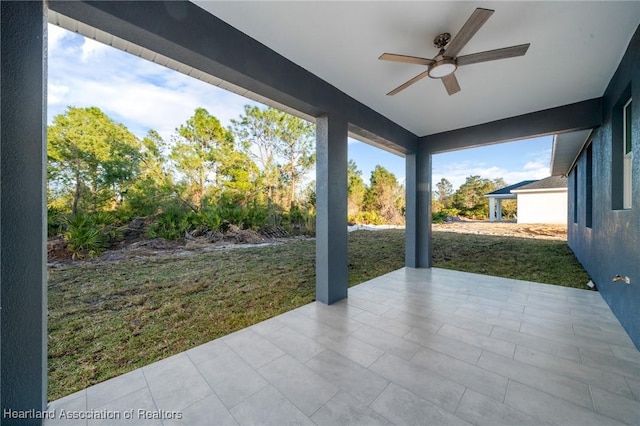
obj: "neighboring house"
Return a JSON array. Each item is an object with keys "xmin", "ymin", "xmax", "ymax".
[
  {"xmin": 511, "ymin": 176, "xmax": 568, "ymax": 224},
  {"xmin": 485, "ymin": 177, "xmax": 568, "ymax": 224},
  {"xmin": 484, "ymin": 180, "xmax": 536, "ymax": 222}
]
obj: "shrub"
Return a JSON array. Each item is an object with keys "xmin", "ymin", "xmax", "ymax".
[
  {"xmin": 464, "ymin": 207, "xmax": 488, "ymax": 220},
  {"xmin": 350, "ymin": 211, "xmax": 385, "ymax": 225},
  {"xmin": 47, "ymin": 206, "xmax": 65, "ymax": 237},
  {"xmin": 91, "ymin": 212, "xmax": 123, "ymax": 242},
  {"xmin": 433, "ymin": 208, "xmax": 462, "ymax": 223},
  {"xmin": 63, "ymin": 214, "xmax": 110, "ymax": 259},
  {"xmin": 194, "ymin": 206, "xmax": 222, "ymax": 233},
  {"xmin": 214, "ymin": 201, "xmax": 272, "ymax": 230},
  {"xmin": 284, "ymin": 204, "xmax": 315, "ymax": 235},
  {"xmin": 441, "ymin": 208, "xmax": 460, "ymax": 217},
  {"xmin": 244, "ymin": 203, "xmax": 269, "ymax": 229},
  {"xmin": 218, "ymin": 204, "xmax": 248, "ymax": 230},
  {"xmin": 147, "ymin": 206, "xmax": 193, "ymax": 240},
  {"xmin": 432, "ymin": 211, "xmax": 448, "ymax": 224}
]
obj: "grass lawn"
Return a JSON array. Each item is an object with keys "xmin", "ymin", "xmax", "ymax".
[{"xmin": 48, "ymin": 229, "xmax": 589, "ymax": 400}]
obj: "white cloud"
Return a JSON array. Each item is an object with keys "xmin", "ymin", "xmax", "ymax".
[
  {"xmin": 432, "ymin": 138, "xmax": 553, "ymax": 191},
  {"xmin": 79, "ymin": 37, "xmax": 110, "ymax": 63},
  {"xmin": 47, "ymin": 24, "xmax": 261, "ymax": 141},
  {"xmin": 47, "ymin": 83, "xmax": 70, "ymax": 105},
  {"xmin": 47, "ymin": 24, "xmax": 71, "ymax": 52},
  {"xmin": 523, "ymin": 160, "xmax": 545, "ymax": 170},
  {"xmin": 433, "ymin": 160, "xmax": 549, "ymax": 190}
]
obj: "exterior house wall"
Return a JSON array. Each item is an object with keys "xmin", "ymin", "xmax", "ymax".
[
  {"xmin": 516, "ymin": 191, "xmax": 568, "ymax": 224},
  {"xmin": 568, "ymin": 23, "xmax": 640, "ymax": 348},
  {"xmin": 1, "ymin": 1, "xmax": 48, "ymax": 415}
]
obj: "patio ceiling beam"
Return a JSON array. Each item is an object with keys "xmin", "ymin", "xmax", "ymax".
[
  {"xmin": 47, "ymin": 0, "xmax": 418, "ymax": 155},
  {"xmin": 421, "ymin": 98, "xmax": 603, "ymax": 154}
]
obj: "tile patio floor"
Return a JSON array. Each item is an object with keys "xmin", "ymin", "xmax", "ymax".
[{"xmin": 47, "ymin": 268, "xmax": 640, "ymax": 425}]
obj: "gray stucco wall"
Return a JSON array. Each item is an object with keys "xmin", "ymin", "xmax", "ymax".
[
  {"xmin": 1, "ymin": 0, "xmax": 48, "ymax": 420},
  {"xmin": 568, "ymin": 24, "xmax": 640, "ymax": 348}
]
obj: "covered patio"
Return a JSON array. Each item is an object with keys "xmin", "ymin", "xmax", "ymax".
[
  {"xmin": 2, "ymin": 2, "xmax": 640, "ymax": 423},
  {"xmin": 47, "ymin": 268, "xmax": 639, "ymax": 425}
]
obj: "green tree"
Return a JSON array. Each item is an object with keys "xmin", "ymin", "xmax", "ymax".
[
  {"xmin": 434, "ymin": 178, "xmax": 453, "ymax": 206},
  {"xmin": 170, "ymin": 108, "xmax": 235, "ymax": 210},
  {"xmin": 217, "ymin": 150, "xmax": 261, "ymax": 206},
  {"xmin": 365, "ymin": 165, "xmax": 404, "ymax": 224},
  {"xmin": 493, "ymin": 177, "xmax": 508, "ymax": 189},
  {"xmin": 274, "ymin": 113, "xmax": 315, "ymax": 207},
  {"xmin": 433, "ymin": 177, "xmax": 454, "ymax": 214},
  {"xmin": 232, "ymin": 106, "xmax": 315, "ymax": 208},
  {"xmin": 303, "ymin": 180, "xmax": 316, "ymax": 212},
  {"xmin": 121, "ymin": 130, "xmax": 177, "ymax": 217},
  {"xmin": 231, "ymin": 106, "xmax": 283, "ymax": 203},
  {"xmin": 48, "ymin": 106, "xmax": 141, "ymax": 215},
  {"xmin": 347, "ymin": 160, "xmax": 367, "ymax": 218},
  {"xmin": 452, "ymin": 175, "xmax": 499, "ymax": 218}
]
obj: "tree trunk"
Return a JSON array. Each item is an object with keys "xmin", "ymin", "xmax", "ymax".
[{"xmin": 72, "ymin": 172, "xmax": 81, "ymax": 215}]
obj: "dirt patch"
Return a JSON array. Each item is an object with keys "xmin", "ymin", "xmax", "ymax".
[
  {"xmin": 47, "ymin": 236, "xmax": 68, "ymax": 259},
  {"xmin": 48, "ymin": 225, "xmax": 310, "ymax": 268},
  {"xmin": 433, "ymin": 220, "xmax": 567, "ymax": 240},
  {"xmin": 48, "ymin": 220, "xmax": 566, "ymax": 268}
]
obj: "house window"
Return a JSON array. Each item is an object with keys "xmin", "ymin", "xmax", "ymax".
[
  {"xmin": 573, "ymin": 165, "xmax": 578, "ymax": 223},
  {"xmin": 586, "ymin": 143, "xmax": 593, "ymax": 227},
  {"xmin": 623, "ymin": 98, "xmax": 632, "ymax": 209}
]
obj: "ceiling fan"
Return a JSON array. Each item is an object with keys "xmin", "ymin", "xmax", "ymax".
[{"xmin": 379, "ymin": 8, "xmax": 530, "ymax": 96}]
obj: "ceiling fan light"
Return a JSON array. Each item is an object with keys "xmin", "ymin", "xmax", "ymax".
[{"xmin": 428, "ymin": 59, "xmax": 457, "ymax": 79}]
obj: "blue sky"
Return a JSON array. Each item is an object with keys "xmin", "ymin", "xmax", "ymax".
[{"xmin": 48, "ymin": 24, "xmax": 552, "ymax": 191}]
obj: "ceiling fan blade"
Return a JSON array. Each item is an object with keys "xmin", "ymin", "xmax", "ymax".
[
  {"xmin": 442, "ymin": 73, "xmax": 461, "ymax": 96},
  {"xmin": 444, "ymin": 8, "xmax": 494, "ymax": 58},
  {"xmin": 457, "ymin": 44, "xmax": 530, "ymax": 66},
  {"xmin": 379, "ymin": 53, "xmax": 434, "ymax": 66},
  {"xmin": 387, "ymin": 70, "xmax": 430, "ymax": 96}
]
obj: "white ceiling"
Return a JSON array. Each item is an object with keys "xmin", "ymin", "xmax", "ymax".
[{"xmin": 194, "ymin": 1, "xmax": 639, "ymax": 137}]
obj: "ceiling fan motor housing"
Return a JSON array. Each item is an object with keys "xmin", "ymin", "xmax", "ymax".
[{"xmin": 433, "ymin": 33, "xmax": 451, "ymax": 49}]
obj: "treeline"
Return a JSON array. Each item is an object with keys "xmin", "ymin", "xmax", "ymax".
[
  {"xmin": 432, "ymin": 176, "xmax": 516, "ymax": 222},
  {"xmin": 47, "ymin": 105, "xmax": 404, "ymax": 257}
]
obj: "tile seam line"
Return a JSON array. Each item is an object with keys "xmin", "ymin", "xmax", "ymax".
[
  {"xmin": 505, "ymin": 377, "xmax": 598, "ymax": 414},
  {"xmin": 410, "ymin": 347, "xmax": 512, "ymax": 400},
  {"xmin": 87, "ymin": 382, "xmax": 149, "ymax": 411},
  {"xmin": 192, "ymin": 349, "xmax": 270, "ymax": 412},
  {"xmin": 518, "ymin": 347, "xmax": 637, "ymax": 385},
  {"xmin": 140, "ymin": 368, "xmax": 161, "ymax": 413},
  {"xmin": 254, "ymin": 353, "xmax": 336, "ymax": 418},
  {"xmin": 366, "ymin": 381, "xmax": 396, "ymax": 425}
]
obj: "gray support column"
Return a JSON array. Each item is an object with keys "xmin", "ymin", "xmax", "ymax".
[
  {"xmin": 315, "ymin": 115, "xmax": 348, "ymax": 304},
  {"xmin": 405, "ymin": 146, "xmax": 432, "ymax": 268},
  {"xmin": 405, "ymin": 153, "xmax": 417, "ymax": 267},
  {"xmin": 1, "ymin": 0, "xmax": 48, "ymax": 418}
]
